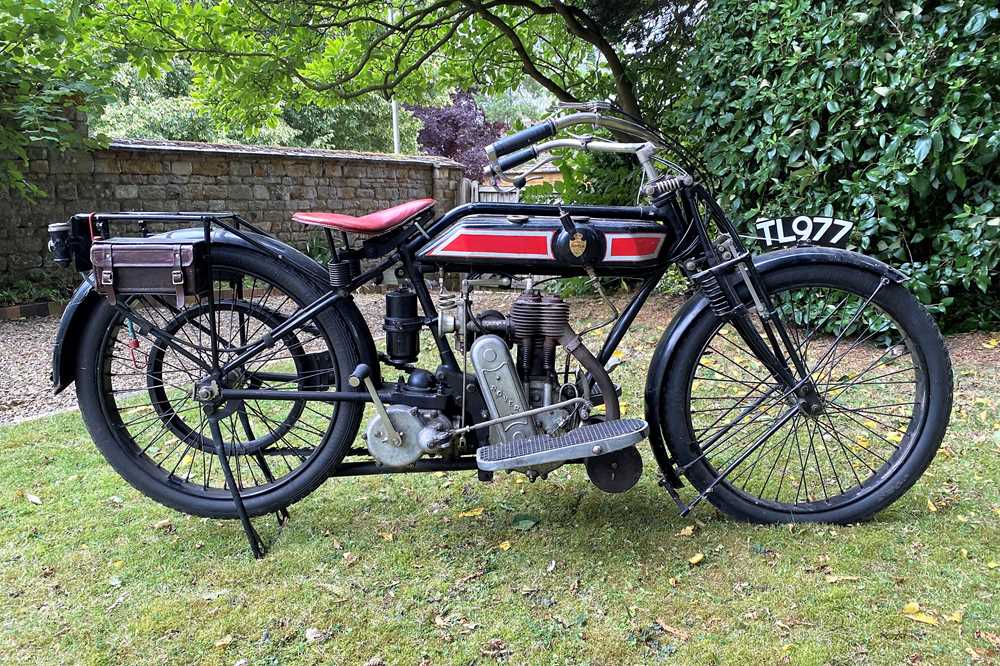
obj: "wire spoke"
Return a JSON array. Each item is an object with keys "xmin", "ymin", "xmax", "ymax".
[{"xmin": 685, "ymin": 279, "xmax": 922, "ymax": 510}]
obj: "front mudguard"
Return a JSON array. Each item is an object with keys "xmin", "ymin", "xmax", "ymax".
[
  {"xmin": 51, "ymin": 228, "xmax": 379, "ymax": 394},
  {"xmin": 643, "ymin": 246, "xmax": 908, "ymax": 487}
]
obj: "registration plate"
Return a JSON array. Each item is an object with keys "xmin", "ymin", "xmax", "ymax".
[{"xmin": 754, "ymin": 215, "xmax": 854, "ymax": 250}]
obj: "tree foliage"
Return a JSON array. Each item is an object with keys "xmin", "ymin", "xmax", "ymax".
[
  {"xmin": 407, "ymin": 91, "xmax": 505, "ymax": 177},
  {"xmin": 475, "ymin": 80, "xmax": 555, "ymax": 128},
  {"xmin": 95, "ymin": 0, "xmax": 690, "ymax": 133},
  {"xmin": 667, "ymin": 0, "xmax": 999, "ymax": 330},
  {"xmin": 94, "ymin": 63, "xmax": 421, "ymax": 153},
  {"xmin": 0, "ymin": 0, "xmax": 112, "ymax": 198},
  {"xmin": 282, "ymin": 97, "xmax": 421, "ymax": 153}
]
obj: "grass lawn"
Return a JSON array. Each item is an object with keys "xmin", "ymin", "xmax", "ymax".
[{"xmin": 0, "ymin": 308, "xmax": 997, "ymax": 665}]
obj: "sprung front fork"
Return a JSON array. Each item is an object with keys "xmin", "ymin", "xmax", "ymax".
[
  {"xmin": 687, "ymin": 247, "xmax": 821, "ymax": 412},
  {"xmin": 675, "ymin": 184, "xmax": 821, "ymax": 413}
]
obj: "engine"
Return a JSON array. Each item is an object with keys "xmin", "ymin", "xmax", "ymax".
[
  {"xmin": 367, "ymin": 282, "xmax": 602, "ymax": 471},
  {"xmin": 462, "ymin": 288, "xmax": 583, "ymax": 447},
  {"xmin": 508, "ymin": 290, "xmax": 576, "ymax": 431}
]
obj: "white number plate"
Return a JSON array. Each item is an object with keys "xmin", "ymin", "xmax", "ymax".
[{"xmin": 754, "ymin": 216, "xmax": 855, "ymax": 249}]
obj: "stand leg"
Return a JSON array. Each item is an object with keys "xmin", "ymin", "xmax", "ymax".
[{"xmin": 209, "ymin": 415, "xmax": 266, "ymax": 559}]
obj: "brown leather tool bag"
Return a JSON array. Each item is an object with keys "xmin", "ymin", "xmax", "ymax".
[{"xmin": 90, "ymin": 238, "xmax": 210, "ymax": 308}]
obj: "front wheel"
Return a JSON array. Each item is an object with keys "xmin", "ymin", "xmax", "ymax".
[{"xmin": 661, "ymin": 261, "xmax": 952, "ymax": 524}]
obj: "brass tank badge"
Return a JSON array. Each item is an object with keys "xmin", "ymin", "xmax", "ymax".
[{"xmin": 569, "ymin": 232, "xmax": 587, "ymax": 257}]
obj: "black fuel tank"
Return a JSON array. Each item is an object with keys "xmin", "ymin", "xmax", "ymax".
[{"xmin": 416, "ymin": 208, "xmax": 674, "ymax": 277}]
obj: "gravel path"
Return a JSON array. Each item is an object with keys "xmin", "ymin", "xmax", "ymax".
[
  {"xmin": 0, "ymin": 292, "xmax": 519, "ymax": 426},
  {"xmin": 0, "ymin": 315, "xmax": 77, "ymax": 425}
]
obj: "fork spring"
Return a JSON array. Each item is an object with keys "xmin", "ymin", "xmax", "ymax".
[{"xmin": 690, "ymin": 270, "xmax": 739, "ymax": 318}]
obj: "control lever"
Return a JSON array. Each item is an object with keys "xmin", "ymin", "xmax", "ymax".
[
  {"xmin": 349, "ymin": 364, "xmax": 403, "ymax": 448},
  {"xmin": 604, "ymin": 355, "xmax": 625, "ymax": 374},
  {"xmin": 558, "ymin": 209, "xmax": 577, "ymax": 234}
]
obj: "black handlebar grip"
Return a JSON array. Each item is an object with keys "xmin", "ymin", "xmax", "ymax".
[
  {"xmin": 497, "ymin": 146, "xmax": 537, "ymax": 172},
  {"xmin": 490, "ymin": 120, "xmax": 556, "ymax": 157}
]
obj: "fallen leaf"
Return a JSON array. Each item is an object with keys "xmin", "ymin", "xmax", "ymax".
[
  {"xmin": 305, "ymin": 627, "xmax": 328, "ymax": 643},
  {"xmin": 511, "ymin": 514, "xmax": 539, "ymax": 531},
  {"xmin": 987, "ymin": 561, "xmax": 998, "ymax": 569},
  {"xmin": 983, "ymin": 338, "xmax": 999, "ymax": 349},
  {"xmin": 688, "ymin": 552, "xmax": 705, "ymax": 566},
  {"xmin": 927, "ymin": 498, "xmax": 938, "ymax": 512},
  {"xmin": 432, "ymin": 471, "xmax": 446, "ymax": 478},
  {"xmin": 457, "ymin": 507, "xmax": 484, "ymax": 518},
  {"xmin": 668, "ymin": 577, "xmax": 678, "ymax": 587},
  {"xmin": 107, "ymin": 592, "xmax": 128, "ymax": 611},
  {"xmin": 945, "ymin": 610, "xmax": 964, "ymax": 623},
  {"xmin": 152, "ymin": 518, "xmax": 173, "ymax": 531},
  {"xmin": 902, "ymin": 601, "xmax": 921, "ymax": 614},
  {"xmin": 675, "ymin": 525, "xmax": 695, "ymax": 537},
  {"xmin": 824, "ymin": 574, "xmax": 860, "ymax": 583},
  {"xmin": 378, "ymin": 532, "xmax": 394, "ymax": 542},
  {"xmin": 25, "ymin": 493, "xmax": 42, "ymax": 506},
  {"xmin": 342, "ymin": 551, "xmax": 358, "ymax": 566},
  {"xmin": 904, "ymin": 611, "xmax": 939, "ymax": 626},
  {"xmin": 456, "ymin": 570, "xmax": 484, "ymax": 585},
  {"xmin": 656, "ymin": 618, "xmax": 690, "ymax": 641},
  {"xmin": 200, "ymin": 589, "xmax": 229, "ymax": 600},
  {"xmin": 315, "ymin": 582, "xmax": 347, "ymax": 598},
  {"xmin": 214, "ymin": 635, "xmax": 234, "ymax": 648},
  {"xmin": 498, "ymin": 541, "xmax": 512, "ymax": 551},
  {"xmin": 111, "ymin": 560, "xmax": 124, "ymax": 570},
  {"xmin": 482, "ymin": 638, "xmax": 509, "ymax": 659}
]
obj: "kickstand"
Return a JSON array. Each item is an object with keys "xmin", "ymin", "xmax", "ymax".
[
  {"xmin": 659, "ymin": 475, "xmax": 693, "ymax": 516},
  {"xmin": 209, "ymin": 415, "xmax": 287, "ymax": 559}
]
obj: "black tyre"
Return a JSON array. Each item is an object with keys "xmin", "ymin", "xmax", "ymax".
[
  {"xmin": 661, "ymin": 261, "xmax": 952, "ymax": 523},
  {"xmin": 75, "ymin": 245, "xmax": 364, "ymax": 518}
]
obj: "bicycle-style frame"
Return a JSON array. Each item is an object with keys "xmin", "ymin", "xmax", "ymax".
[{"xmin": 57, "ymin": 109, "xmax": 826, "ymax": 556}]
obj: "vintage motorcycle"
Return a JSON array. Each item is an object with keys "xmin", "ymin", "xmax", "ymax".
[{"xmin": 48, "ymin": 103, "xmax": 952, "ymax": 557}]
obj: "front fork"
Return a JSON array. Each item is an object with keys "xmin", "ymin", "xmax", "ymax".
[{"xmin": 678, "ymin": 191, "xmax": 821, "ymax": 413}]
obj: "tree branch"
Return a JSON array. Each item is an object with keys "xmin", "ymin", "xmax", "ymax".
[{"xmin": 461, "ymin": 0, "xmax": 579, "ymax": 103}]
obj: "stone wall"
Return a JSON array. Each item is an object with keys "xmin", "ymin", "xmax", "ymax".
[{"xmin": 0, "ymin": 138, "xmax": 465, "ymax": 288}]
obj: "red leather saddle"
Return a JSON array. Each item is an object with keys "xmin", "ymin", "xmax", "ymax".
[{"xmin": 292, "ymin": 198, "xmax": 435, "ymax": 235}]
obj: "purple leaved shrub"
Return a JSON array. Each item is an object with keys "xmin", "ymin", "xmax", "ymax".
[{"xmin": 406, "ymin": 92, "xmax": 506, "ymax": 179}]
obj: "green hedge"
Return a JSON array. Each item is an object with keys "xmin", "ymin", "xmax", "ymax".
[{"xmin": 666, "ymin": 0, "xmax": 998, "ymax": 330}]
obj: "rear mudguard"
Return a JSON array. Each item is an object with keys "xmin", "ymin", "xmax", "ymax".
[
  {"xmin": 51, "ymin": 228, "xmax": 379, "ymax": 394},
  {"xmin": 644, "ymin": 246, "xmax": 908, "ymax": 487}
]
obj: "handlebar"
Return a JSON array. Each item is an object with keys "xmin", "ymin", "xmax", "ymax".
[
  {"xmin": 496, "ymin": 146, "xmax": 538, "ymax": 172},
  {"xmin": 483, "ymin": 111, "xmax": 668, "ymax": 181},
  {"xmin": 488, "ymin": 120, "xmax": 556, "ymax": 160}
]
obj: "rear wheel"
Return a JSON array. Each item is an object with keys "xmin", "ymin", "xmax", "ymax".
[
  {"xmin": 662, "ymin": 262, "xmax": 952, "ymax": 523},
  {"xmin": 75, "ymin": 245, "xmax": 364, "ymax": 518}
]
